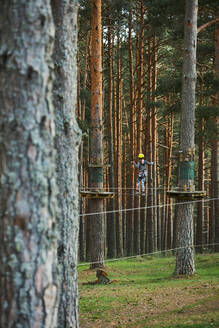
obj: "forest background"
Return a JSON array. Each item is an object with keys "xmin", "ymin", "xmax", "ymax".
[{"xmin": 77, "ymin": 0, "xmax": 219, "ymax": 266}]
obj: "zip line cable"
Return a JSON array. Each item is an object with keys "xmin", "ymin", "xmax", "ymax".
[
  {"xmin": 79, "ymin": 196, "xmax": 219, "ymax": 218},
  {"xmin": 80, "ymin": 186, "xmax": 167, "ymax": 191},
  {"xmin": 77, "ymin": 243, "xmax": 219, "ymax": 267}
]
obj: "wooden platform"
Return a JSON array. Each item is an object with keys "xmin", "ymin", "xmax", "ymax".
[
  {"xmin": 80, "ymin": 191, "xmax": 114, "ymax": 199},
  {"xmin": 166, "ymin": 190, "xmax": 206, "ymax": 200}
]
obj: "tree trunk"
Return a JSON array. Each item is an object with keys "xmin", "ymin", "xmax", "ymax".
[
  {"xmin": 152, "ymin": 36, "xmax": 158, "ymax": 251},
  {"xmin": 146, "ymin": 141, "xmax": 154, "ymax": 253},
  {"xmin": 116, "ymin": 26, "xmax": 124, "ymax": 257},
  {"xmin": 196, "ymin": 119, "xmax": 204, "ymax": 253},
  {"xmin": 88, "ymin": 0, "xmax": 105, "ymax": 269},
  {"xmin": 163, "ymin": 112, "xmax": 174, "ymax": 251},
  {"xmin": 52, "ymin": 1, "xmax": 81, "ymax": 327},
  {"xmin": 122, "ymin": 127, "xmax": 128, "ymax": 254},
  {"xmin": 137, "ymin": 1, "xmax": 144, "ymax": 154},
  {"xmin": 127, "ymin": 10, "xmax": 135, "ymax": 256},
  {"xmin": 134, "ymin": 5, "xmax": 145, "ymax": 255},
  {"xmin": 167, "ymin": 114, "xmax": 174, "ymax": 250},
  {"xmin": 214, "ymin": 27, "xmax": 219, "ymax": 252},
  {"xmin": 214, "ymin": 121, "xmax": 219, "ymax": 252},
  {"xmin": 146, "ymin": 37, "xmax": 154, "ymax": 253},
  {"xmin": 79, "ymin": 29, "xmax": 90, "ymax": 262},
  {"xmin": 156, "ymin": 163, "xmax": 162, "ymax": 251},
  {"xmin": 174, "ymin": 0, "xmax": 198, "ymax": 275},
  {"xmin": 205, "ymin": 168, "xmax": 210, "ymax": 248},
  {"xmin": 106, "ymin": 12, "xmax": 116, "ymax": 259},
  {"xmin": 209, "ymin": 141, "xmax": 216, "ymax": 250},
  {"xmin": 0, "ymin": 1, "xmax": 58, "ymax": 327}
]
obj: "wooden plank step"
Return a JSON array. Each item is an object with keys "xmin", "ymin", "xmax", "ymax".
[
  {"xmin": 80, "ymin": 191, "xmax": 114, "ymax": 199},
  {"xmin": 166, "ymin": 190, "xmax": 206, "ymax": 199}
]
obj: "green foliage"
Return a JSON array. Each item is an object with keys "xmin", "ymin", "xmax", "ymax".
[
  {"xmin": 197, "ymin": 105, "xmax": 219, "ymax": 120},
  {"xmin": 197, "ymin": 41, "xmax": 214, "ymax": 62},
  {"xmin": 199, "ymin": 0, "xmax": 219, "ymax": 16},
  {"xmin": 78, "ymin": 0, "xmax": 219, "ymax": 180},
  {"xmin": 199, "ymin": 72, "xmax": 219, "ymax": 97},
  {"xmin": 77, "ymin": 118, "xmax": 89, "ymax": 135},
  {"xmin": 157, "ymin": 75, "xmax": 182, "ymax": 95},
  {"xmin": 146, "ymin": 0, "xmax": 184, "ymax": 37},
  {"xmin": 108, "ymin": 0, "xmax": 134, "ymax": 13},
  {"xmin": 143, "ymin": 100, "xmax": 163, "ymax": 111},
  {"xmin": 80, "ymin": 88, "xmax": 90, "ymax": 103}
]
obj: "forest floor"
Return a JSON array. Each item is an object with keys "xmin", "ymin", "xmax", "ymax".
[{"xmin": 78, "ymin": 253, "xmax": 219, "ymax": 328}]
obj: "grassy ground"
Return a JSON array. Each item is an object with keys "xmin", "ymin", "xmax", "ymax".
[{"xmin": 78, "ymin": 253, "xmax": 219, "ymax": 328}]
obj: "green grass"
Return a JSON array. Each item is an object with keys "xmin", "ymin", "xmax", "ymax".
[{"xmin": 78, "ymin": 253, "xmax": 219, "ymax": 327}]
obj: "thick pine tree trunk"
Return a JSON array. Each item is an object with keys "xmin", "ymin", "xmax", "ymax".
[
  {"xmin": 174, "ymin": 0, "xmax": 198, "ymax": 275},
  {"xmin": 52, "ymin": 1, "xmax": 81, "ymax": 327},
  {"xmin": 0, "ymin": 1, "xmax": 58, "ymax": 327},
  {"xmin": 88, "ymin": 0, "xmax": 105, "ymax": 268}
]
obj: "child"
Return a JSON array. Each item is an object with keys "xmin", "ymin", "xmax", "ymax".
[{"xmin": 132, "ymin": 153, "xmax": 154, "ymax": 193}]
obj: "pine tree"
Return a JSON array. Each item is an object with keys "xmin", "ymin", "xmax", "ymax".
[
  {"xmin": 52, "ymin": 1, "xmax": 81, "ymax": 326},
  {"xmin": 87, "ymin": 0, "xmax": 105, "ymax": 269},
  {"xmin": 0, "ymin": 1, "xmax": 58, "ymax": 326},
  {"xmin": 174, "ymin": 0, "xmax": 198, "ymax": 275}
]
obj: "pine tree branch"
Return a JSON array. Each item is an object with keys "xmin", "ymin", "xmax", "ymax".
[{"xmin": 197, "ymin": 18, "xmax": 219, "ymax": 34}]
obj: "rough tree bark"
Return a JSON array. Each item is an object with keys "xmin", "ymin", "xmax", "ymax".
[
  {"xmin": 174, "ymin": 0, "xmax": 198, "ymax": 275},
  {"xmin": 0, "ymin": 1, "xmax": 58, "ymax": 327},
  {"xmin": 52, "ymin": 1, "xmax": 81, "ymax": 327}
]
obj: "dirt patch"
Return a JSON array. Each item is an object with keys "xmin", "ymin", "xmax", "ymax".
[
  {"xmin": 79, "ymin": 280, "xmax": 219, "ymax": 327},
  {"xmin": 78, "ymin": 257, "xmax": 219, "ymax": 328}
]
